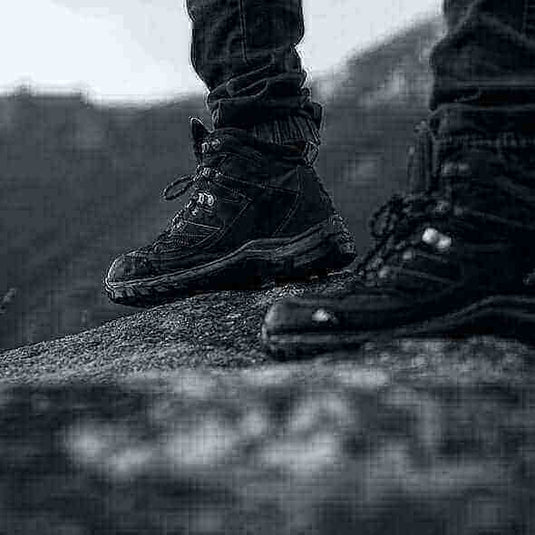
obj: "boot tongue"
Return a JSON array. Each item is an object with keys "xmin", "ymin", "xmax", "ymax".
[
  {"xmin": 407, "ymin": 121, "xmax": 439, "ymax": 193},
  {"xmin": 190, "ymin": 118, "xmax": 210, "ymax": 161}
]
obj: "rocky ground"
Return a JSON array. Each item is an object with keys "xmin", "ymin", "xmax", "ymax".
[{"xmin": 1, "ymin": 272, "xmax": 534, "ymax": 534}]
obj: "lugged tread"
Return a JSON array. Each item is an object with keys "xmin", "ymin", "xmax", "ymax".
[{"xmin": 105, "ymin": 216, "xmax": 356, "ymax": 307}]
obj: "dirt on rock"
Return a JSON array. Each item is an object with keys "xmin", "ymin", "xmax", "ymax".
[{"xmin": 0, "ymin": 272, "xmax": 534, "ymax": 533}]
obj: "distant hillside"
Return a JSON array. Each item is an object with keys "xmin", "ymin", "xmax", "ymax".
[
  {"xmin": 0, "ymin": 18, "xmax": 442, "ymax": 350},
  {"xmin": 314, "ymin": 18, "xmax": 442, "ymax": 248},
  {"xmin": 0, "ymin": 90, "xmax": 210, "ymax": 349}
]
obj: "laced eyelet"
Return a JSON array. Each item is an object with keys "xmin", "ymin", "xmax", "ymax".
[
  {"xmin": 378, "ymin": 267, "xmax": 390, "ymax": 279},
  {"xmin": 436, "ymin": 235, "xmax": 452, "ymax": 252},
  {"xmin": 457, "ymin": 162, "xmax": 471, "ymax": 175},
  {"xmin": 434, "ymin": 200, "xmax": 450, "ymax": 215},
  {"xmin": 312, "ymin": 309, "xmax": 337, "ymax": 323},
  {"xmin": 402, "ymin": 249, "xmax": 415, "ymax": 261},
  {"xmin": 422, "ymin": 227, "xmax": 452, "ymax": 252},
  {"xmin": 196, "ymin": 191, "xmax": 216, "ymax": 208},
  {"xmin": 440, "ymin": 161, "xmax": 471, "ymax": 178},
  {"xmin": 440, "ymin": 162, "xmax": 456, "ymax": 177},
  {"xmin": 201, "ymin": 139, "xmax": 222, "ymax": 154},
  {"xmin": 422, "ymin": 227, "xmax": 440, "ymax": 245},
  {"xmin": 524, "ymin": 271, "xmax": 535, "ymax": 286},
  {"xmin": 395, "ymin": 240, "xmax": 408, "ymax": 252},
  {"xmin": 370, "ymin": 257, "xmax": 383, "ymax": 269}
]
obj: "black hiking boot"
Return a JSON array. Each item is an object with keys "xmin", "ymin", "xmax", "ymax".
[
  {"xmin": 105, "ymin": 119, "xmax": 356, "ymax": 306},
  {"xmin": 262, "ymin": 121, "xmax": 535, "ymax": 357}
]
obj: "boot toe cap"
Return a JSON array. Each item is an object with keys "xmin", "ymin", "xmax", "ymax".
[
  {"xmin": 263, "ymin": 298, "xmax": 337, "ymax": 336},
  {"xmin": 106, "ymin": 252, "xmax": 154, "ymax": 284}
]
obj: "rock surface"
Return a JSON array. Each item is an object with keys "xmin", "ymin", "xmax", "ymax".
[{"xmin": 1, "ymin": 272, "xmax": 534, "ymax": 534}]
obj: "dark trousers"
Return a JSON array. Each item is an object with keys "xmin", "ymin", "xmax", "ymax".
[
  {"xmin": 186, "ymin": 0, "xmax": 314, "ymax": 128},
  {"xmin": 186, "ymin": 0, "xmax": 535, "ymax": 138},
  {"xmin": 431, "ymin": 0, "xmax": 535, "ymax": 108}
]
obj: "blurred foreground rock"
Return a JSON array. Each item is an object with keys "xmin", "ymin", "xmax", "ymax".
[{"xmin": 1, "ymin": 272, "xmax": 534, "ymax": 534}]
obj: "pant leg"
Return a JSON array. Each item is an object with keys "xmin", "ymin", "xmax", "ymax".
[
  {"xmin": 430, "ymin": 0, "xmax": 535, "ymax": 108},
  {"xmin": 186, "ymin": 0, "xmax": 320, "ymax": 130},
  {"xmin": 417, "ymin": 0, "xmax": 535, "ymax": 211}
]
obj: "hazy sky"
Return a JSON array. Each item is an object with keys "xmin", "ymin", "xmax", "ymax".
[{"xmin": 2, "ymin": 0, "xmax": 440, "ymax": 102}]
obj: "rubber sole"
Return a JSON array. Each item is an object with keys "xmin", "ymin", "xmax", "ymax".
[
  {"xmin": 262, "ymin": 294, "xmax": 535, "ymax": 359},
  {"xmin": 105, "ymin": 214, "xmax": 357, "ymax": 307}
]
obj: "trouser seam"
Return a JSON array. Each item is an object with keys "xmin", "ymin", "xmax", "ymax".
[
  {"xmin": 238, "ymin": 0, "xmax": 249, "ymax": 64},
  {"xmin": 523, "ymin": 0, "xmax": 535, "ymax": 37},
  {"xmin": 439, "ymin": 133, "xmax": 535, "ymax": 148}
]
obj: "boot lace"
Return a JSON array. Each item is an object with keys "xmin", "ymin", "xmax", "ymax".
[
  {"xmin": 357, "ymin": 192, "xmax": 443, "ymax": 285},
  {"xmin": 151, "ymin": 164, "xmax": 217, "ymax": 247},
  {"xmin": 358, "ymin": 117, "xmax": 535, "ymax": 291}
]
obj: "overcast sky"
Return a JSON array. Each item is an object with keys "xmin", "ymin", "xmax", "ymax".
[{"xmin": 2, "ymin": 0, "xmax": 440, "ymax": 102}]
